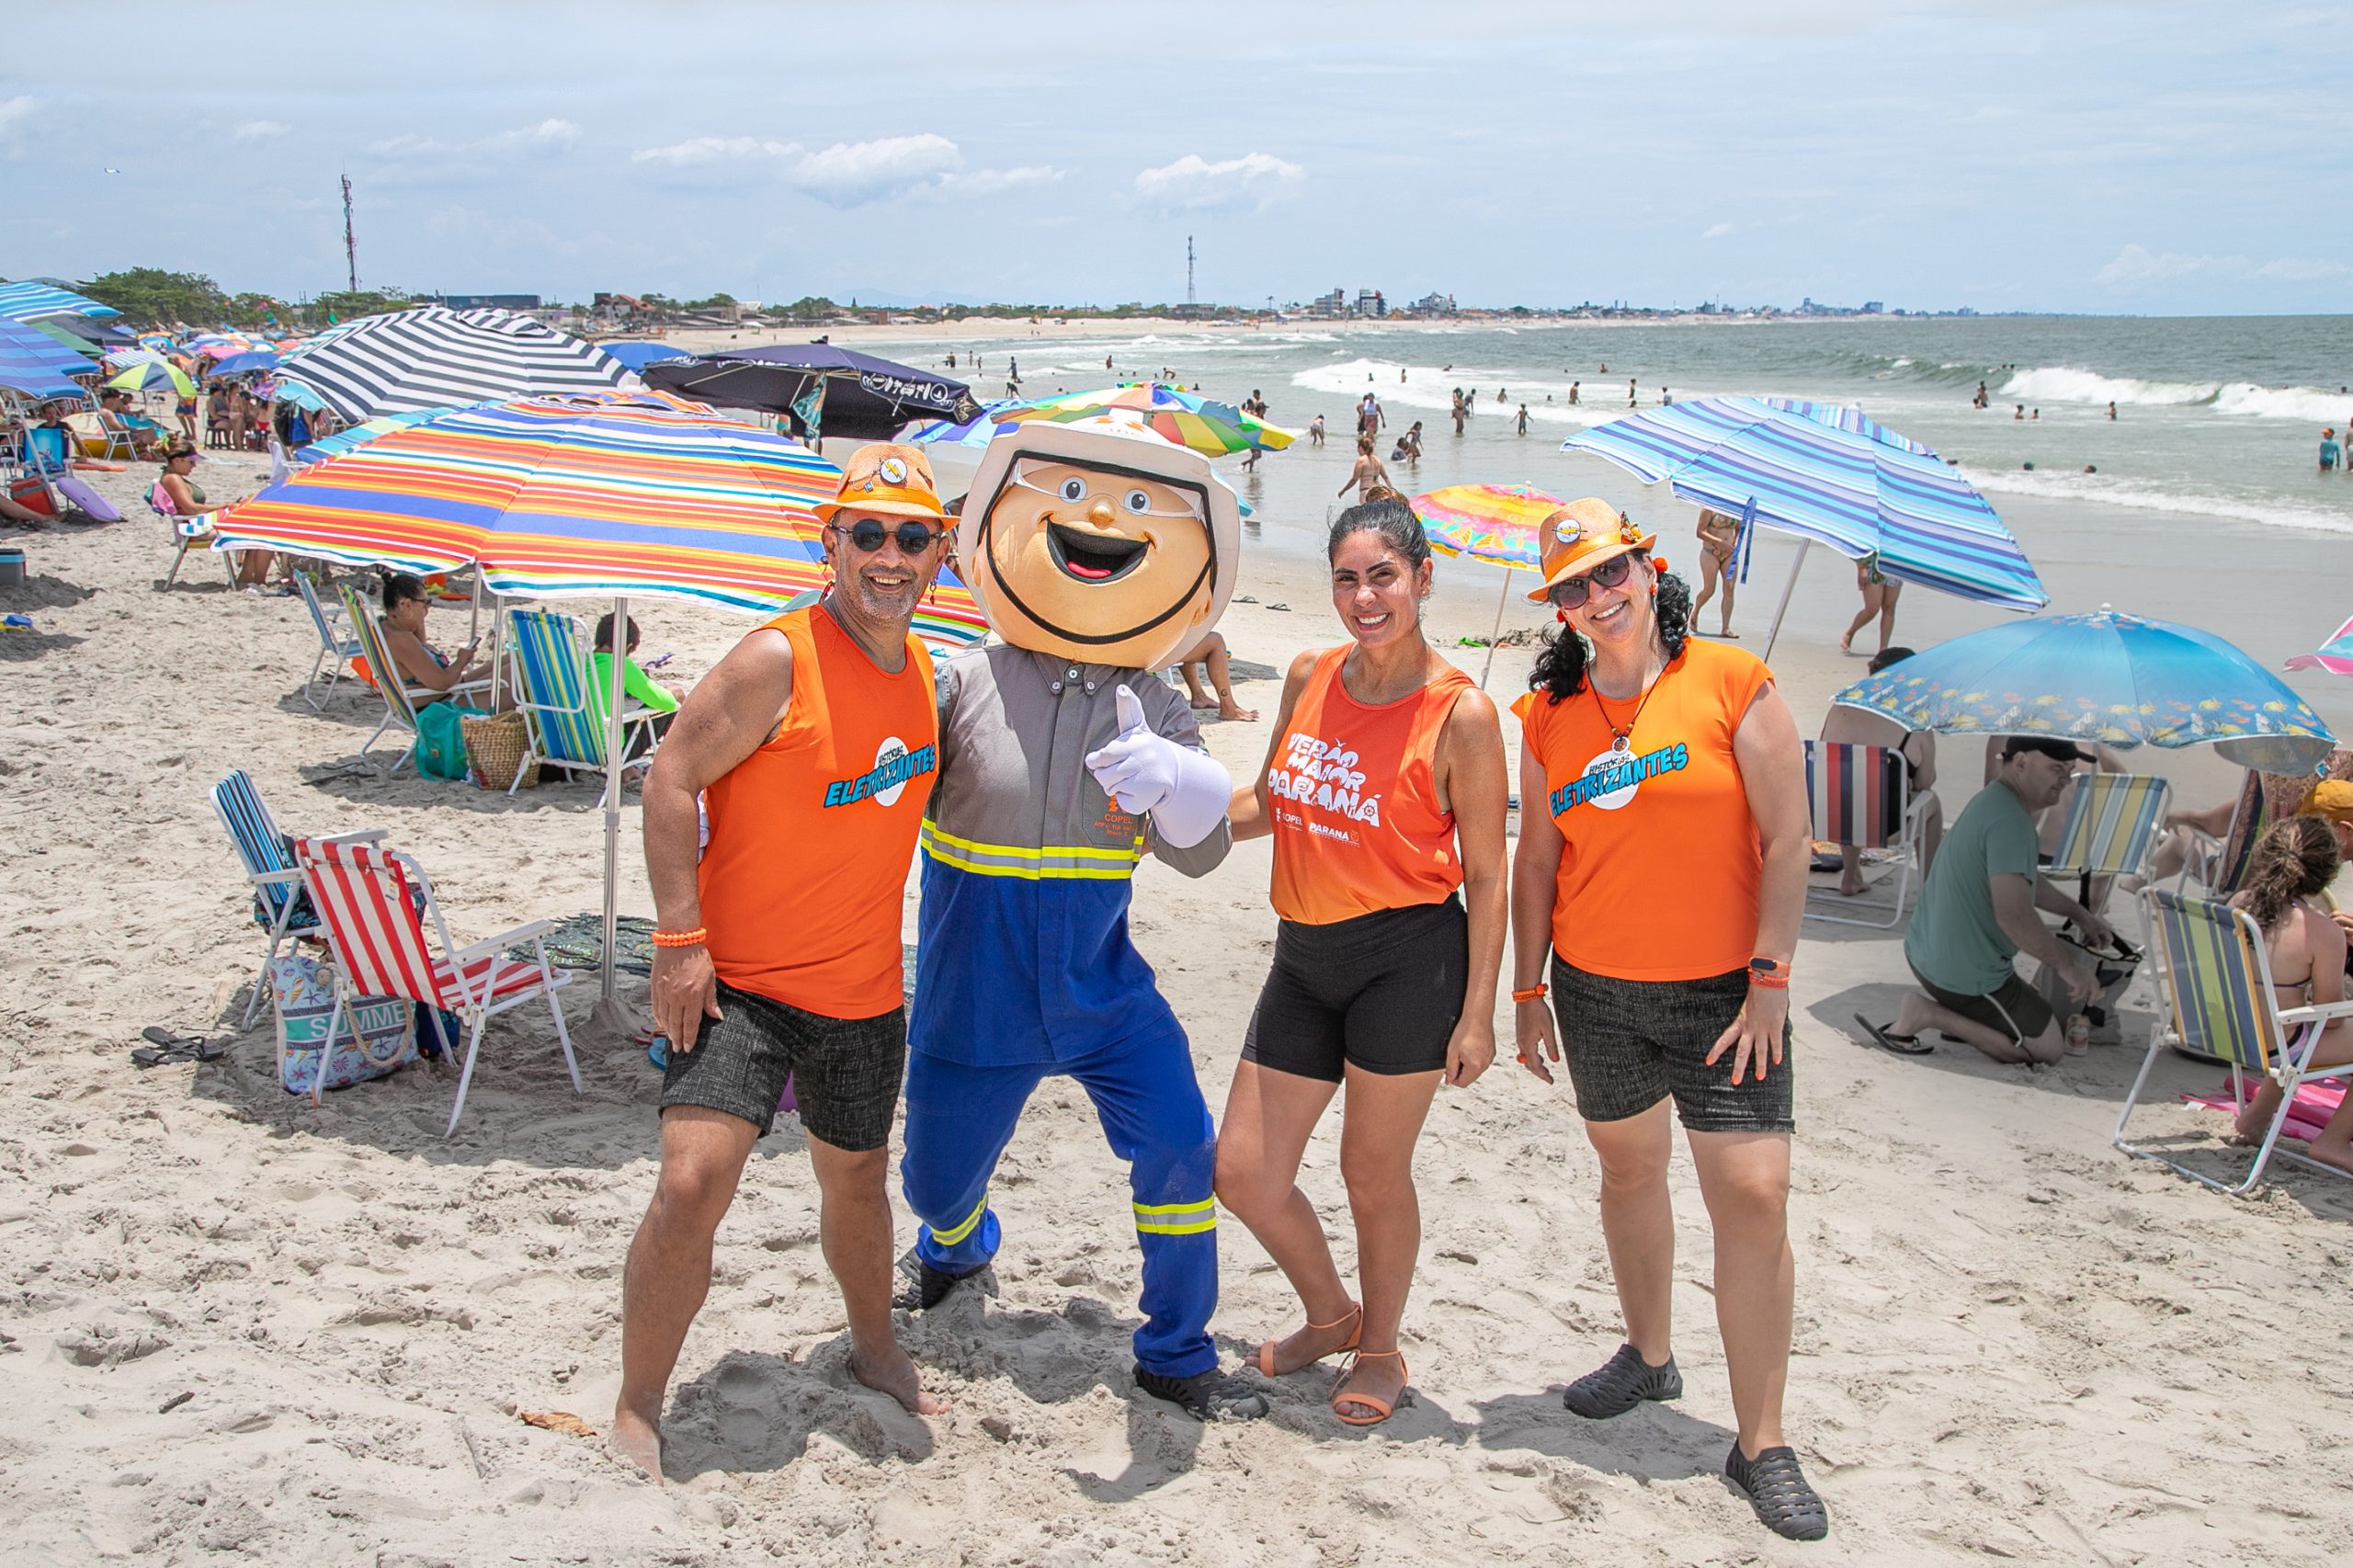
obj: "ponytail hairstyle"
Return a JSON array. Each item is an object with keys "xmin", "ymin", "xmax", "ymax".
[
  {"xmin": 2241, "ymin": 815, "xmax": 2341, "ymax": 935},
  {"xmin": 1527, "ymin": 552, "xmax": 1692, "ymax": 701},
  {"xmin": 380, "ymin": 570, "xmax": 426, "ymax": 614}
]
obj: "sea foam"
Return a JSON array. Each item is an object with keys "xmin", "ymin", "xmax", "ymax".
[{"xmin": 1998, "ymin": 366, "xmax": 2349, "ymax": 422}]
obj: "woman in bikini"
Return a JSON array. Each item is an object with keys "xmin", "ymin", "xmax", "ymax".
[
  {"xmin": 1838, "ymin": 553, "xmax": 1903, "ymax": 655},
  {"xmin": 377, "ymin": 571, "xmax": 492, "ymax": 700},
  {"xmin": 1217, "ymin": 497, "xmax": 1508, "ymax": 1427},
  {"xmin": 2229, "ymin": 817, "xmax": 2353, "ymax": 1171},
  {"xmin": 1692, "ymin": 509, "xmax": 1740, "ymax": 637},
  {"xmin": 1336, "ymin": 434, "xmax": 1396, "ymax": 501}
]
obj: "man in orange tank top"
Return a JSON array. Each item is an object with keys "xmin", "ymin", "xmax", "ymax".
[{"xmin": 610, "ymin": 444, "xmax": 954, "ymax": 1478}]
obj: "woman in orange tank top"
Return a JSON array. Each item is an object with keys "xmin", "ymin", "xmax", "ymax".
[{"xmin": 1215, "ymin": 497, "xmax": 1509, "ymax": 1427}]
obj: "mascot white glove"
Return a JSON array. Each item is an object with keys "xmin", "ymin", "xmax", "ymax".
[{"xmin": 1084, "ymin": 685, "xmax": 1232, "ymax": 849}]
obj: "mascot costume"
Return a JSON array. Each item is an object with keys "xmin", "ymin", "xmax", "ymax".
[{"xmin": 899, "ymin": 417, "xmax": 1267, "ymax": 1421}]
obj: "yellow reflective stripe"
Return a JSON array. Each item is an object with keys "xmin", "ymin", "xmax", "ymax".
[
  {"xmin": 921, "ymin": 820, "xmax": 1143, "ymax": 863},
  {"xmin": 933, "ymin": 1193, "xmax": 988, "ymax": 1246},
  {"xmin": 1133, "ymin": 1196, "xmax": 1215, "ymax": 1235},
  {"xmin": 920, "ymin": 823, "xmax": 1142, "ymax": 881}
]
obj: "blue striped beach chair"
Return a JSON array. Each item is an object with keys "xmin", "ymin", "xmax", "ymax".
[
  {"xmin": 336, "ymin": 582, "xmax": 491, "ymax": 771},
  {"xmin": 2048, "ymin": 772, "xmax": 2172, "ymax": 885},
  {"xmin": 2114, "ymin": 890, "xmax": 2353, "ymax": 1193},
  {"xmin": 210, "ymin": 769, "xmax": 385, "ymax": 1028},
  {"xmin": 505, "ymin": 607, "xmax": 663, "ymax": 796},
  {"xmin": 1801, "ymin": 740, "xmax": 1927, "ymax": 929},
  {"xmin": 294, "ymin": 574, "xmax": 363, "ymax": 707}
]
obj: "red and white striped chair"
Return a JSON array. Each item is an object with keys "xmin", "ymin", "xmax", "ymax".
[
  {"xmin": 1802, "ymin": 740, "xmax": 1929, "ymax": 930},
  {"xmin": 290, "ymin": 835, "xmax": 580, "ymax": 1134}
]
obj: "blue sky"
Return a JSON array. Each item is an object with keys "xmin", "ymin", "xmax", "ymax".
[{"xmin": 2, "ymin": 1, "xmax": 2344, "ymax": 314}]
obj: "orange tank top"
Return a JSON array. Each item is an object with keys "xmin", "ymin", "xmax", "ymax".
[
  {"xmin": 698, "ymin": 605, "xmax": 938, "ymax": 1017},
  {"xmin": 1511, "ymin": 639, "xmax": 1770, "ymax": 981},
  {"xmin": 1267, "ymin": 645, "xmax": 1474, "ymax": 925}
]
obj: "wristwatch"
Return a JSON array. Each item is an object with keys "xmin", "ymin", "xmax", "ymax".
[{"xmin": 1747, "ymin": 957, "xmax": 1788, "ymax": 979}]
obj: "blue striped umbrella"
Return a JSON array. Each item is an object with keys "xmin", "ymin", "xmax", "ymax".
[
  {"xmin": 0, "ymin": 281, "xmax": 122, "ymax": 324},
  {"xmin": 1563, "ymin": 396, "xmax": 2045, "ymax": 653},
  {"xmin": 0, "ymin": 316, "xmax": 97, "ymax": 400}
]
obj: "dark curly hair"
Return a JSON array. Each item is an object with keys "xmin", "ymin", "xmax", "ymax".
[
  {"xmin": 1527, "ymin": 551, "xmax": 1692, "ymax": 701},
  {"xmin": 2241, "ymin": 815, "xmax": 2340, "ymax": 936}
]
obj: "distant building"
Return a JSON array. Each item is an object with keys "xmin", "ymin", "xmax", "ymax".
[
  {"xmin": 1861, "ymin": 301, "xmax": 1884, "ymax": 314},
  {"xmin": 439, "ymin": 293, "xmax": 541, "ymax": 310},
  {"xmin": 1355, "ymin": 289, "xmax": 1385, "ymax": 318},
  {"xmin": 1310, "ymin": 287, "xmax": 1347, "ymax": 317},
  {"xmin": 1409, "ymin": 291, "xmax": 1456, "ymax": 316}
]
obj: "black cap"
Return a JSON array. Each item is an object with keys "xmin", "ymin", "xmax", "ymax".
[{"xmin": 2001, "ymin": 735, "xmax": 2096, "ymax": 765}]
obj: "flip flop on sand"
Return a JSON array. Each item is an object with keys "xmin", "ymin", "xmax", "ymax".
[
  {"xmin": 132, "ymin": 1027, "xmax": 227, "ymax": 1068},
  {"xmin": 1854, "ymin": 1013, "xmax": 1933, "ymax": 1055}
]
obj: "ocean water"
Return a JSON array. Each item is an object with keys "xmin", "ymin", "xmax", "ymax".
[{"xmin": 915, "ymin": 315, "xmax": 2353, "ymax": 543}]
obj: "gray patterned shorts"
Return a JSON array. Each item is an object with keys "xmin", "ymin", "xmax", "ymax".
[
  {"xmin": 1548, "ymin": 955, "xmax": 1794, "ymax": 1134},
  {"xmin": 660, "ymin": 980, "xmax": 905, "ymax": 1151}
]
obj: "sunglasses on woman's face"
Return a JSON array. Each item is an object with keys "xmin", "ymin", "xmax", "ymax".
[
  {"xmin": 835, "ymin": 517, "xmax": 947, "ymax": 554},
  {"xmin": 1546, "ymin": 551, "xmax": 1637, "ymax": 610}
]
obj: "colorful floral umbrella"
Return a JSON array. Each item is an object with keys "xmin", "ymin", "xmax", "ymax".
[
  {"xmin": 2285, "ymin": 614, "xmax": 2353, "ymax": 676},
  {"xmin": 1833, "ymin": 608, "xmax": 2336, "ymax": 773},
  {"xmin": 918, "ymin": 381, "xmax": 1294, "ymax": 457},
  {"xmin": 1411, "ymin": 483, "xmax": 1568, "ymax": 687}
]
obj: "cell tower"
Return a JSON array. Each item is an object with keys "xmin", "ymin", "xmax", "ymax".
[
  {"xmin": 1187, "ymin": 235, "xmax": 1195, "ymax": 306},
  {"xmin": 341, "ymin": 173, "xmax": 358, "ymax": 292}
]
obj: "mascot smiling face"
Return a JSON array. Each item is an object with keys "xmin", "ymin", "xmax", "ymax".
[{"xmin": 958, "ymin": 417, "xmax": 1242, "ymax": 671}]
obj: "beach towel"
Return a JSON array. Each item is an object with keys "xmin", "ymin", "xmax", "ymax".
[
  {"xmin": 2183, "ymin": 1076, "xmax": 2347, "ymax": 1142},
  {"xmin": 412, "ymin": 701, "xmax": 487, "ymax": 780},
  {"xmin": 267, "ymin": 954, "xmax": 417, "ymax": 1096}
]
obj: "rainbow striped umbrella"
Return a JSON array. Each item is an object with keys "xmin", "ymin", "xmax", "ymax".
[
  {"xmin": 1410, "ymin": 483, "xmax": 1570, "ymax": 687},
  {"xmin": 926, "ymin": 382, "xmax": 1295, "ymax": 456},
  {"xmin": 2286, "ymin": 614, "xmax": 2353, "ymax": 677},
  {"xmin": 210, "ymin": 391, "xmax": 987, "ymax": 651}
]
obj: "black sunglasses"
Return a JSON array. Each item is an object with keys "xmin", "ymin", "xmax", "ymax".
[
  {"xmin": 1545, "ymin": 551, "xmax": 1638, "ymax": 610},
  {"xmin": 835, "ymin": 517, "xmax": 947, "ymax": 554}
]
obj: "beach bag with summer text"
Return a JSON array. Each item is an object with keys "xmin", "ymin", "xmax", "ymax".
[{"xmin": 266, "ymin": 954, "xmax": 418, "ymax": 1096}]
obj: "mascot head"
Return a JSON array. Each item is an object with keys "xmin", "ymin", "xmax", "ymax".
[{"xmin": 958, "ymin": 416, "xmax": 1242, "ymax": 671}]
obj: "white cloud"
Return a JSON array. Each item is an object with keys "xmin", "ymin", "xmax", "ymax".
[
  {"xmin": 233, "ymin": 119, "xmax": 290, "ymax": 142},
  {"xmin": 1701, "ymin": 222, "xmax": 1735, "ymax": 241},
  {"xmin": 0, "ymin": 96, "xmax": 42, "ymax": 135},
  {"xmin": 370, "ymin": 119, "xmax": 581, "ymax": 159},
  {"xmin": 1131, "ymin": 152, "xmax": 1305, "ymax": 213},
  {"xmin": 631, "ymin": 131, "xmax": 1058, "ymax": 206},
  {"xmin": 2097, "ymin": 243, "xmax": 2350, "ymax": 288}
]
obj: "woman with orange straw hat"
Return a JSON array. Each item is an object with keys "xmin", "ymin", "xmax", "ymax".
[{"xmin": 1507, "ymin": 497, "xmax": 1823, "ymax": 1540}]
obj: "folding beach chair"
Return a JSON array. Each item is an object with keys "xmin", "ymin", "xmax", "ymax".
[
  {"xmin": 147, "ymin": 481, "xmax": 236, "ymax": 588},
  {"xmin": 290, "ymin": 835, "xmax": 579, "ymax": 1131},
  {"xmin": 504, "ymin": 606, "xmax": 664, "ymax": 797},
  {"xmin": 210, "ymin": 769, "xmax": 386, "ymax": 1028},
  {"xmin": 1801, "ymin": 740, "xmax": 1927, "ymax": 929},
  {"xmin": 294, "ymin": 574, "xmax": 363, "ymax": 707},
  {"xmin": 2115, "ymin": 889, "xmax": 2353, "ymax": 1194},
  {"xmin": 2048, "ymin": 772, "xmax": 2172, "ymax": 893},
  {"xmin": 336, "ymin": 582, "xmax": 491, "ymax": 770}
]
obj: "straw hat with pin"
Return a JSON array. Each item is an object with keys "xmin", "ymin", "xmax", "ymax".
[{"xmin": 1524, "ymin": 495, "xmax": 1663, "ymax": 605}]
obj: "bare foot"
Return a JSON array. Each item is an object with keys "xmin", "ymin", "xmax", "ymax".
[
  {"xmin": 1333, "ymin": 1351, "xmax": 1408, "ymax": 1422},
  {"xmin": 850, "ymin": 1343, "xmax": 950, "ymax": 1415},
  {"xmin": 608, "ymin": 1403, "xmax": 664, "ymax": 1482},
  {"xmin": 1837, "ymin": 874, "xmax": 1869, "ymax": 897},
  {"xmin": 1219, "ymin": 703, "xmax": 1260, "ymax": 722},
  {"xmin": 2302, "ymin": 1140, "xmax": 2353, "ymax": 1175},
  {"xmin": 1892, "ymin": 994, "xmax": 1936, "ymax": 1040},
  {"xmin": 1838, "ymin": 631, "xmax": 1854, "ymax": 653},
  {"xmin": 1260, "ymin": 1305, "xmax": 1361, "ymax": 1377}
]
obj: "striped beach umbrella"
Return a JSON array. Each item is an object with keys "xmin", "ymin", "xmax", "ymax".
[
  {"xmin": 1563, "ymin": 395, "xmax": 2045, "ymax": 656},
  {"xmin": 275, "ymin": 307, "xmax": 628, "ymax": 423},
  {"xmin": 108, "ymin": 360, "xmax": 196, "ymax": 398},
  {"xmin": 1017, "ymin": 382, "xmax": 1295, "ymax": 456},
  {"xmin": 210, "ymin": 391, "xmax": 987, "ymax": 648},
  {"xmin": 0, "ymin": 281, "xmax": 121, "ymax": 324},
  {"xmin": 292, "ymin": 408, "xmax": 454, "ymax": 466},
  {"xmin": 0, "ymin": 316, "xmax": 97, "ymax": 400}
]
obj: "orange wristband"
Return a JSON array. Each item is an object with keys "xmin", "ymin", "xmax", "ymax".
[
  {"xmin": 650, "ymin": 927, "xmax": 707, "ymax": 949},
  {"xmin": 1747, "ymin": 971, "xmax": 1789, "ymax": 990},
  {"xmin": 1512, "ymin": 983, "xmax": 1548, "ymax": 1003}
]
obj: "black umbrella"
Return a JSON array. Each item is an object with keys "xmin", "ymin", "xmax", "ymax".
[{"xmin": 642, "ymin": 340, "xmax": 980, "ymax": 443}]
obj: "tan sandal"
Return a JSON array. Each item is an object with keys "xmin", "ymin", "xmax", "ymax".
[
  {"xmin": 1332, "ymin": 1348, "xmax": 1407, "ymax": 1426},
  {"xmin": 1254, "ymin": 1302, "xmax": 1362, "ymax": 1378}
]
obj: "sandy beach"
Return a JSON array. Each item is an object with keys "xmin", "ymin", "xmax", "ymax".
[{"xmin": 5, "ymin": 439, "xmax": 2353, "ymax": 1566}]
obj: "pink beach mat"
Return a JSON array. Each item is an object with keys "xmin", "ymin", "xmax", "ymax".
[{"xmin": 2183, "ymin": 1077, "xmax": 2347, "ymax": 1141}]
